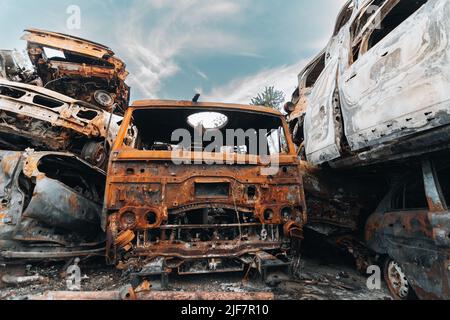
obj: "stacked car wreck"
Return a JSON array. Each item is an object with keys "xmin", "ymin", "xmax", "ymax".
[
  {"xmin": 286, "ymin": 0, "xmax": 450, "ymax": 299},
  {"xmin": 1, "ymin": 0, "xmax": 450, "ymax": 300},
  {"xmin": 0, "ymin": 29, "xmax": 130, "ymax": 262}
]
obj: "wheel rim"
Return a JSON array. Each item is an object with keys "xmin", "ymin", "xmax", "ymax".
[
  {"xmin": 83, "ymin": 142, "xmax": 107, "ymax": 167},
  {"xmin": 386, "ymin": 260, "xmax": 410, "ymax": 299},
  {"xmin": 92, "ymin": 146, "xmax": 106, "ymax": 165}
]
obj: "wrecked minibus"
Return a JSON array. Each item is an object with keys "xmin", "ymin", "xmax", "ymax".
[{"xmin": 104, "ymin": 100, "xmax": 306, "ymax": 282}]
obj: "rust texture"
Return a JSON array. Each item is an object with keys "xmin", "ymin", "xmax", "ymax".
[
  {"xmin": 104, "ymin": 100, "xmax": 306, "ymax": 276},
  {"xmin": 22, "ymin": 28, "xmax": 130, "ymax": 115},
  {"xmin": 0, "ymin": 29, "xmax": 132, "ymax": 169},
  {"xmin": 1, "ymin": 21, "xmax": 449, "ymax": 302},
  {"xmin": 0, "ymin": 79, "xmax": 124, "ymax": 168},
  {"xmin": 283, "ymin": 0, "xmax": 450, "ymax": 301}
]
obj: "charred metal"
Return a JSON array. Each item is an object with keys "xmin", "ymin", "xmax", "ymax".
[
  {"xmin": 0, "ymin": 79, "xmax": 124, "ymax": 168},
  {"xmin": 22, "ymin": 28, "xmax": 130, "ymax": 115},
  {"xmin": 285, "ymin": 0, "xmax": 450, "ymax": 300},
  {"xmin": 104, "ymin": 101, "xmax": 306, "ymax": 278},
  {"xmin": 287, "ymin": 0, "xmax": 450, "ymax": 169},
  {"xmin": 0, "ymin": 150, "xmax": 105, "ymax": 262}
]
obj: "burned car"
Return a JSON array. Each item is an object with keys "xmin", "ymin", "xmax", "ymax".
[
  {"xmin": 0, "ymin": 79, "xmax": 123, "ymax": 168},
  {"xmin": 0, "ymin": 150, "xmax": 105, "ymax": 262},
  {"xmin": 365, "ymin": 157, "xmax": 450, "ymax": 300},
  {"xmin": 0, "ymin": 50, "xmax": 40, "ymax": 84},
  {"xmin": 287, "ymin": 0, "xmax": 450, "ymax": 168},
  {"xmin": 22, "ymin": 28, "xmax": 130, "ymax": 115},
  {"xmin": 104, "ymin": 100, "xmax": 306, "ymax": 280}
]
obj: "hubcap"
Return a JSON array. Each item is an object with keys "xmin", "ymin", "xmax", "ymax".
[{"xmin": 387, "ymin": 260, "xmax": 410, "ymax": 299}]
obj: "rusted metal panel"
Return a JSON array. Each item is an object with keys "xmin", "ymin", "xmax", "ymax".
[
  {"xmin": 104, "ymin": 101, "xmax": 306, "ymax": 276},
  {"xmin": 0, "ymin": 79, "xmax": 123, "ymax": 168},
  {"xmin": 0, "ymin": 150, "xmax": 106, "ymax": 262},
  {"xmin": 21, "ymin": 28, "xmax": 116, "ymax": 60},
  {"xmin": 300, "ymin": 161, "xmax": 383, "ymax": 231},
  {"xmin": 23, "ymin": 177, "xmax": 101, "ymax": 234},
  {"xmin": 22, "ymin": 28, "xmax": 130, "ymax": 115}
]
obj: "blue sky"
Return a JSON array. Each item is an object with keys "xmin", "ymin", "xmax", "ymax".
[{"xmin": 0, "ymin": 0, "xmax": 346, "ymax": 104}]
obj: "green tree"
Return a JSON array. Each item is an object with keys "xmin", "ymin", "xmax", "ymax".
[{"xmin": 250, "ymin": 86, "xmax": 285, "ymax": 110}]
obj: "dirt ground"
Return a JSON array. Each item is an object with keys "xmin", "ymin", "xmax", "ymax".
[{"xmin": 0, "ymin": 253, "xmax": 391, "ymax": 300}]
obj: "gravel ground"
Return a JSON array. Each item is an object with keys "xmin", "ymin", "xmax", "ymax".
[{"xmin": 0, "ymin": 255, "xmax": 391, "ymax": 300}]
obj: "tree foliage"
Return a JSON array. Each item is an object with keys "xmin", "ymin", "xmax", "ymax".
[{"xmin": 250, "ymin": 86, "xmax": 285, "ymax": 110}]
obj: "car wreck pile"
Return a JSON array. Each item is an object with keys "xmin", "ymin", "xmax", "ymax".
[
  {"xmin": 286, "ymin": 0, "xmax": 450, "ymax": 300},
  {"xmin": 0, "ymin": 29, "xmax": 306, "ymax": 291},
  {"xmin": 1, "ymin": 0, "xmax": 450, "ymax": 302},
  {"xmin": 0, "ymin": 29, "xmax": 129, "ymax": 263}
]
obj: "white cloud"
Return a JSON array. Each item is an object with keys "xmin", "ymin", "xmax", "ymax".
[
  {"xmin": 203, "ymin": 59, "xmax": 310, "ymax": 105},
  {"xmin": 202, "ymin": 0, "xmax": 349, "ymax": 106},
  {"xmin": 196, "ymin": 70, "xmax": 208, "ymax": 80},
  {"xmin": 116, "ymin": 0, "xmax": 254, "ymax": 98}
]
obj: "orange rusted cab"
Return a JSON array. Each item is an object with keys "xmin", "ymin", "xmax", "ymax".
[{"xmin": 104, "ymin": 100, "xmax": 306, "ymax": 276}]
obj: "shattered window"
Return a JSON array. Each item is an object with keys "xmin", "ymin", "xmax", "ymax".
[
  {"xmin": 350, "ymin": 0, "xmax": 385, "ymax": 63},
  {"xmin": 125, "ymin": 108, "xmax": 290, "ymax": 156},
  {"xmin": 366, "ymin": 0, "xmax": 428, "ymax": 51},
  {"xmin": 304, "ymin": 53, "xmax": 326, "ymax": 89},
  {"xmin": 351, "ymin": 0, "xmax": 385, "ymax": 41},
  {"xmin": 333, "ymin": 0, "xmax": 355, "ymax": 35},
  {"xmin": 351, "ymin": 0, "xmax": 428, "ymax": 63},
  {"xmin": 391, "ymin": 174, "xmax": 428, "ymax": 210}
]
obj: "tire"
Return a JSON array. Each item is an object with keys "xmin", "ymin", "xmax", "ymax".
[
  {"xmin": 383, "ymin": 257, "xmax": 415, "ymax": 300},
  {"xmin": 81, "ymin": 141, "xmax": 108, "ymax": 169}
]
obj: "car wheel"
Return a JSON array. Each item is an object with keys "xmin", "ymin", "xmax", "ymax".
[
  {"xmin": 81, "ymin": 141, "xmax": 108, "ymax": 169},
  {"xmin": 383, "ymin": 257, "xmax": 414, "ymax": 300}
]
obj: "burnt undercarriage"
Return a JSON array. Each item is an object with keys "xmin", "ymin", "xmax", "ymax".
[{"xmin": 111, "ymin": 206, "xmax": 294, "ymax": 284}]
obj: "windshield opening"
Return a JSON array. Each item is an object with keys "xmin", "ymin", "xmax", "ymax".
[{"xmin": 123, "ymin": 108, "xmax": 290, "ymax": 156}]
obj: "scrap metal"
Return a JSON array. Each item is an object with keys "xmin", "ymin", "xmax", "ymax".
[
  {"xmin": 0, "ymin": 79, "xmax": 125, "ymax": 168},
  {"xmin": 21, "ymin": 28, "xmax": 130, "ymax": 115},
  {"xmin": 365, "ymin": 159, "xmax": 450, "ymax": 300},
  {"xmin": 104, "ymin": 100, "xmax": 306, "ymax": 279},
  {"xmin": 286, "ymin": 0, "xmax": 450, "ymax": 168},
  {"xmin": 25, "ymin": 290, "xmax": 275, "ymax": 301},
  {"xmin": 0, "ymin": 150, "xmax": 106, "ymax": 262}
]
